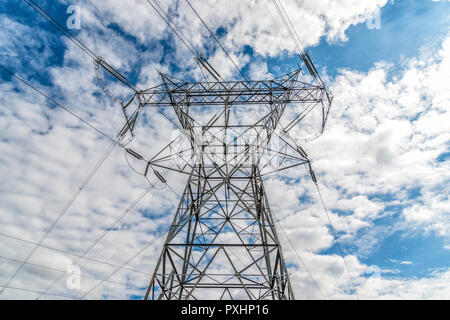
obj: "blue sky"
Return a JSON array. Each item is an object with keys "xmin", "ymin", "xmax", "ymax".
[
  {"xmin": 310, "ymin": 0, "xmax": 450, "ymax": 74},
  {"xmin": 271, "ymin": 0, "xmax": 450, "ymax": 286},
  {"xmin": 0, "ymin": 0, "xmax": 449, "ymax": 299}
]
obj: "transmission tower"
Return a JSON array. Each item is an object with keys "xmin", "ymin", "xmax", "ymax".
[
  {"xmin": 119, "ymin": 52, "xmax": 332, "ymax": 300},
  {"xmin": 7, "ymin": 0, "xmax": 340, "ymax": 301}
]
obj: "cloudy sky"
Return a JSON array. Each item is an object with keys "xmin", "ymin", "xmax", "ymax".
[{"xmin": 0, "ymin": 0, "xmax": 449, "ymax": 299}]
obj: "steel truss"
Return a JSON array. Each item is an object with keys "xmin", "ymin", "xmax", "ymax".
[
  {"xmin": 119, "ymin": 54, "xmax": 333, "ymax": 300},
  {"xmin": 145, "ymin": 164, "xmax": 294, "ymax": 300}
]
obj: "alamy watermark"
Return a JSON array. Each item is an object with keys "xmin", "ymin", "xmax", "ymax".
[
  {"xmin": 168, "ymin": 127, "xmax": 283, "ymax": 173},
  {"xmin": 367, "ymin": 6, "xmax": 382, "ymax": 30},
  {"xmin": 66, "ymin": 5, "xmax": 81, "ymax": 30},
  {"xmin": 66, "ymin": 263, "xmax": 81, "ymax": 290}
]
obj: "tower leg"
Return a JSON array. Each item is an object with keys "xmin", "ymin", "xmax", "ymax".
[{"xmin": 145, "ymin": 164, "xmax": 294, "ymax": 300}]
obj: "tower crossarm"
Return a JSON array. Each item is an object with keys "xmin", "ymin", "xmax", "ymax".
[{"xmin": 137, "ymin": 70, "xmax": 326, "ymax": 107}]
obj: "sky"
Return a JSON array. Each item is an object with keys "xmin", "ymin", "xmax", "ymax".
[{"xmin": 0, "ymin": 0, "xmax": 449, "ymax": 299}]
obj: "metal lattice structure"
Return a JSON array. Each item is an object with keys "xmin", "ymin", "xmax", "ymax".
[
  {"xmin": 120, "ymin": 52, "xmax": 332, "ymax": 300},
  {"xmin": 0, "ymin": 0, "xmax": 344, "ymax": 301}
]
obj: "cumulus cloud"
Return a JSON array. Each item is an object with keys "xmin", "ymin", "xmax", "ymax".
[
  {"xmin": 267, "ymin": 34, "xmax": 450, "ymax": 298},
  {"xmin": 0, "ymin": 0, "xmax": 448, "ymax": 300},
  {"xmin": 61, "ymin": 0, "xmax": 391, "ymax": 79}
]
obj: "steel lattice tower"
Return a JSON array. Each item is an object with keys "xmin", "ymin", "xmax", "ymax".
[{"xmin": 119, "ymin": 53, "xmax": 332, "ymax": 300}]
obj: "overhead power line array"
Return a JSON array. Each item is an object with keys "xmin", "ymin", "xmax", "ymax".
[{"xmin": 0, "ymin": 0, "xmax": 360, "ymax": 300}]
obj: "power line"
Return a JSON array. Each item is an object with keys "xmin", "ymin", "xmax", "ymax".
[
  {"xmin": 58, "ymin": 1, "xmax": 186, "ymax": 132},
  {"xmin": 85, "ymin": 0, "xmax": 114, "ymax": 27},
  {"xmin": 23, "ymin": 0, "xmax": 137, "ymax": 91},
  {"xmin": 0, "ymin": 141, "xmax": 116, "ymax": 295},
  {"xmin": 25, "ymin": 0, "xmax": 188, "ymax": 135},
  {"xmin": 32, "ymin": 155, "xmax": 186, "ymax": 300},
  {"xmin": 4, "ymin": 2, "xmax": 183, "ymax": 298},
  {"xmin": 313, "ymin": 179, "xmax": 360, "ymax": 299},
  {"xmin": 0, "ymin": 255, "xmax": 147, "ymax": 291},
  {"xmin": 0, "ymin": 285, "xmax": 77, "ymax": 300},
  {"xmin": 270, "ymin": 0, "xmax": 305, "ymax": 55},
  {"xmin": 79, "ymin": 228, "xmax": 168, "ymax": 299},
  {"xmin": 3, "ymin": 0, "xmax": 182, "ymax": 300},
  {"xmin": 0, "ymin": 64, "xmax": 118, "ymax": 144},
  {"xmin": 15, "ymin": 0, "xmax": 337, "ymax": 300},
  {"xmin": 185, "ymin": 0, "xmax": 248, "ymax": 81},
  {"xmin": 274, "ymin": 218, "xmax": 328, "ymax": 300},
  {"xmin": 276, "ymin": 0, "xmax": 307, "ymax": 52},
  {"xmin": 0, "ymin": 64, "xmax": 167, "ymax": 296},
  {"xmin": 144, "ymin": 0, "xmax": 228, "ymax": 82},
  {"xmin": 263, "ymin": 0, "xmax": 285, "ymax": 41},
  {"xmin": 270, "ymin": 0, "xmax": 299, "ymax": 53},
  {"xmin": 0, "ymin": 231, "xmax": 153, "ymax": 277},
  {"xmin": 100, "ymin": 36, "xmax": 186, "ymax": 131},
  {"xmin": 144, "ymin": 0, "xmax": 199, "ymax": 58},
  {"xmin": 25, "ymin": 0, "xmax": 205, "ymax": 121},
  {"xmin": 36, "ymin": 182, "xmax": 156, "ymax": 299},
  {"xmin": 23, "ymin": 0, "xmax": 96, "ymax": 59}
]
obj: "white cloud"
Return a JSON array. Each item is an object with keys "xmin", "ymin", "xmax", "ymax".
[
  {"xmin": 299, "ymin": 35, "xmax": 450, "ymax": 238},
  {"xmin": 0, "ymin": 0, "xmax": 449, "ymax": 300},
  {"xmin": 63, "ymin": 0, "xmax": 391, "ymax": 79},
  {"xmin": 269, "ymin": 34, "xmax": 450, "ymax": 298},
  {"xmin": 358, "ymin": 269, "xmax": 450, "ymax": 299}
]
